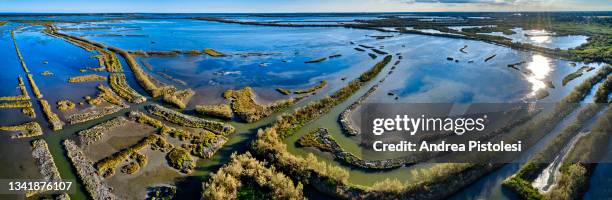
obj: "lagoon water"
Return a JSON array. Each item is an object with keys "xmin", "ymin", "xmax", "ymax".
[
  {"xmin": 58, "ymin": 19, "xmax": 393, "ymax": 105},
  {"xmin": 0, "ymin": 14, "xmax": 606, "ymax": 199},
  {"xmin": 481, "ymin": 27, "xmax": 588, "ymax": 50}
]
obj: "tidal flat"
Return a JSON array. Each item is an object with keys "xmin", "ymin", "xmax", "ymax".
[{"xmin": 0, "ymin": 12, "xmax": 610, "ymax": 200}]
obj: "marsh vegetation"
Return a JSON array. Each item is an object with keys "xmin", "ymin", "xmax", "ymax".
[{"xmin": 1, "ymin": 12, "xmax": 610, "ymax": 200}]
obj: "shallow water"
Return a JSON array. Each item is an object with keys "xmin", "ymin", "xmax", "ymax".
[
  {"xmin": 58, "ymin": 19, "xmax": 396, "ymax": 106},
  {"xmin": 481, "ymin": 27, "xmax": 588, "ymax": 50},
  {"xmin": 14, "ymin": 26, "xmax": 105, "ymax": 117},
  {"xmin": 283, "ymin": 31, "xmax": 604, "ymax": 188},
  {"xmin": 0, "ymin": 14, "xmax": 608, "ymax": 199},
  {"xmin": 58, "ymin": 19, "xmax": 373, "ymax": 51}
]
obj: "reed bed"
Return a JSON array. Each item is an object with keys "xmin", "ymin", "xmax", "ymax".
[
  {"xmin": 195, "ymin": 104, "xmax": 233, "ymax": 119},
  {"xmin": 68, "ymin": 74, "xmax": 107, "ymax": 83},
  {"xmin": 162, "ymin": 88, "xmax": 195, "ymax": 109},
  {"xmin": 0, "ymin": 121, "xmax": 42, "ymax": 139},
  {"xmin": 293, "ymin": 80, "xmax": 327, "ymax": 94},
  {"xmin": 0, "ymin": 101, "xmax": 32, "ymax": 108},
  {"xmin": 22, "ymin": 107, "xmax": 36, "ymax": 118},
  {"xmin": 304, "ymin": 57, "xmax": 327, "ymax": 63},
  {"xmin": 204, "ymin": 48, "xmax": 225, "ymax": 57},
  {"xmin": 11, "ymin": 28, "xmax": 30, "ymax": 73},
  {"xmin": 27, "ymin": 74, "xmax": 43, "ymax": 99},
  {"xmin": 56, "ymin": 100, "xmax": 76, "ymax": 111},
  {"xmin": 224, "ymin": 87, "xmax": 303, "ymax": 123},
  {"xmin": 0, "ymin": 77, "xmax": 30, "ymax": 101},
  {"xmin": 109, "ymin": 47, "xmax": 161, "ymax": 96},
  {"xmin": 203, "ymin": 152, "xmax": 303, "ymax": 199},
  {"xmin": 109, "ymin": 74, "xmax": 147, "ymax": 103},
  {"xmin": 40, "ymin": 99, "xmax": 63, "ymax": 130},
  {"xmin": 145, "ymin": 104, "xmax": 235, "ymax": 135}
]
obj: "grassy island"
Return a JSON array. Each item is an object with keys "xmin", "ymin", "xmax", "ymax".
[
  {"xmin": 40, "ymin": 99, "xmax": 64, "ymax": 131},
  {"xmin": 562, "ymin": 66, "xmax": 590, "ymax": 86},
  {"xmin": 204, "ymin": 48, "xmax": 226, "ymax": 57},
  {"xmin": 146, "ymin": 104, "xmax": 235, "ymax": 135},
  {"xmin": 120, "ymin": 152, "xmax": 147, "ymax": 174},
  {"xmin": 298, "ymin": 128, "xmax": 406, "ymax": 169},
  {"xmin": 293, "ymin": 80, "xmax": 327, "ymax": 94},
  {"xmin": 594, "ymin": 74, "xmax": 612, "ymax": 103},
  {"xmin": 0, "ymin": 101, "xmax": 32, "ymax": 108},
  {"xmin": 276, "ymin": 80, "xmax": 328, "ymax": 95},
  {"xmin": 27, "ymin": 74, "xmax": 43, "ymax": 99},
  {"xmin": 94, "ymin": 84, "xmax": 127, "ymax": 106},
  {"xmin": 131, "ymin": 50, "xmax": 181, "ymax": 57},
  {"xmin": 56, "ymin": 100, "xmax": 76, "ymax": 111},
  {"xmin": 0, "ymin": 121, "xmax": 43, "ymax": 139},
  {"xmin": 41, "ymin": 71, "xmax": 54, "ymax": 76},
  {"xmin": 162, "ymin": 88, "xmax": 195, "ymax": 109},
  {"xmin": 368, "ymin": 53, "xmax": 377, "ymax": 59},
  {"xmin": 224, "ymin": 87, "xmax": 304, "ymax": 123},
  {"xmin": 22, "ymin": 107, "xmax": 36, "ymax": 118},
  {"xmin": 305, "ymin": 57, "xmax": 327, "ymax": 63},
  {"xmin": 130, "ymin": 111, "xmax": 228, "ymax": 158},
  {"xmin": 68, "ymin": 74, "xmax": 107, "ymax": 83},
  {"xmin": 297, "ymin": 128, "xmax": 333, "ymax": 151},
  {"xmin": 11, "ymin": 28, "xmax": 31, "ymax": 73},
  {"xmin": 275, "ymin": 88, "xmax": 292, "ymax": 95},
  {"xmin": 195, "ymin": 104, "xmax": 233, "ymax": 119},
  {"xmin": 109, "ymin": 74, "xmax": 147, "ymax": 103},
  {"xmin": 109, "ymin": 47, "xmax": 162, "ymax": 96}
]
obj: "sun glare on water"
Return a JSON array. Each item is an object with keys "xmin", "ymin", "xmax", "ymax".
[
  {"xmin": 530, "ymin": 35, "xmax": 551, "ymax": 43},
  {"xmin": 525, "ymin": 54, "xmax": 552, "ymax": 96},
  {"xmin": 527, "ymin": 29, "xmax": 552, "ymax": 44}
]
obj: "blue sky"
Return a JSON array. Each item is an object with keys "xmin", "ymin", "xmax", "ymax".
[{"xmin": 0, "ymin": 0, "xmax": 610, "ymax": 13}]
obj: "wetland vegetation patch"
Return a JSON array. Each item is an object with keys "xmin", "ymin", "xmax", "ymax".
[
  {"xmin": 145, "ymin": 104, "xmax": 235, "ymax": 135},
  {"xmin": 68, "ymin": 74, "xmax": 107, "ymax": 83},
  {"xmin": 224, "ymin": 87, "xmax": 304, "ymax": 123},
  {"xmin": 0, "ymin": 121, "xmax": 43, "ymax": 139},
  {"xmin": 195, "ymin": 104, "xmax": 233, "ymax": 119}
]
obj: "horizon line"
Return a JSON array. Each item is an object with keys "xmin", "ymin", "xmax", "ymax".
[{"xmin": 1, "ymin": 10, "xmax": 611, "ymax": 14}]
